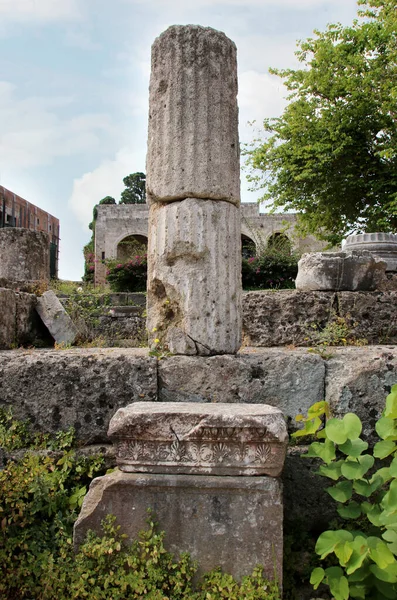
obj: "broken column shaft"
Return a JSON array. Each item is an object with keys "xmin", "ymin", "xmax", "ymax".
[{"xmin": 146, "ymin": 25, "xmax": 242, "ymax": 355}]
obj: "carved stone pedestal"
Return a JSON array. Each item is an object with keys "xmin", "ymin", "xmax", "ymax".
[{"xmin": 74, "ymin": 402, "xmax": 287, "ymax": 583}]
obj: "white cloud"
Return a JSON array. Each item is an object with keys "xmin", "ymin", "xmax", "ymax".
[
  {"xmin": 68, "ymin": 148, "xmax": 146, "ymax": 228},
  {"xmin": 0, "ymin": 81, "xmax": 114, "ymax": 168},
  {"xmin": 238, "ymin": 70, "xmax": 287, "ymax": 141},
  {"xmin": 0, "ymin": 0, "xmax": 81, "ymax": 22}
]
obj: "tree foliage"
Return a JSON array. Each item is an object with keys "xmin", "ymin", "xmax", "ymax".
[
  {"xmin": 120, "ymin": 172, "xmax": 146, "ymax": 204},
  {"xmin": 246, "ymin": 0, "xmax": 397, "ymax": 246}
]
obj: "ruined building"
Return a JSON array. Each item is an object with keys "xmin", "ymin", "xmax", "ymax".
[{"xmin": 0, "ymin": 185, "xmax": 60, "ymax": 278}]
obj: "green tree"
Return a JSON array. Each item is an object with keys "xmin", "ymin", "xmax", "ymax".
[
  {"xmin": 246, "ymin": 0, "xmax": 397, "ymax": 246},
  {"xmin": 120, "ymin": 172, "xmax": 146, "ymax": 204}
]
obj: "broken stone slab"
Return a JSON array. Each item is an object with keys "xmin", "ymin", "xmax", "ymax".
[
  {"xmin": 146, "ymin": 25, "xmax": 240, "ymax": 206},
  {"xmin": 73, "ymin": 470, "xmax": 283, "ymax": 583},
  {"xmin": 108, "ymin": 401, "xmax": 288, "ymax": 477},
  {"xmin": 0, "ymin": 348, "xmax": 157, "ymax": 443},
  {"xmin": 36, "ymin": 290, "xmax": 79, "ymax": 344},
  {"xmin": 295, "ymin": 250, "xmax": 386, "ymax": 291},
  {"xmin": 147, "ymin": 199, "xmax": 242, "ymax": 355}
]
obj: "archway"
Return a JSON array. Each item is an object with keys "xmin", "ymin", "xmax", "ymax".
[
  {"xmin": 267, "ymin": 232, "xmax": 291, "ymax": 254},
  {"xmin": 241, "ymin": 234, "xmax": 256, "ymax": 259},
  {"xmin": 116, "ymin": 234, "xmax": 148, "ymax": 261}
]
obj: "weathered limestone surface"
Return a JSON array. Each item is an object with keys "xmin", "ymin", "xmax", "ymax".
[
  {"xmin": 0, "ymin": 348, "xmax": 157, "ymax": 443},
  {"xmin": 36, "ymin": 290, "xmax": 78, "ymax": 344},
  {"xmin": 0, "ymin": 289, "xmax": 16, "ymax": 349},
  {"xmin": 158, "ymin": 349, "xmax": 325, "ymax": 426},
  {"xmin": 296, "ymin": 251, "xmax": 386, "ymax": 291},
  {"xmin": 147, "ymin": 199, "xmax": 241, "ymax": 355},
  {"xmin": 0, "ymin": 228, "xmax": 50, "ymax": 281},
  {"xmin": 146, "ymin": 26, "xmax": 240, "ymax": 205},
  {"xmin": 109, "ymin": 402, "xmax": 288, "ymax": 476},
  {"xmin": 74, "ymin": 470, "xmax": 283, "ymax": 582},
  {"xmin": 243, "ymin": 290, "xmax": 397, "ymax": 346},
  {"xmin": 325, "ymin": 347, "xmax": 397, "ymax": 443},
  {"xmin": 345, "ymin": 233, "xmax": 397, "ymax": 272}
]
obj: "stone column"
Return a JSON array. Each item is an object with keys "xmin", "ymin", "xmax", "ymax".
[{"xmin": 146, "ymin": 26, "xmax": 242, "ymax": 355}]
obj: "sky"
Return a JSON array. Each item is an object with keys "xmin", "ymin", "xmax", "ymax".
[{"xmin": 0, "ymin": 0, "xmax": 359, "ymax": 281}]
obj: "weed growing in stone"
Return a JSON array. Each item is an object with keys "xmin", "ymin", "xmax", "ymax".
[{"xmin": 293, "ymin": 389, "xmax": 397, "ymax": 600}]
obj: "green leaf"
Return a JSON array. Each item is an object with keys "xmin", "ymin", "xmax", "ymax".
[
  {"xmin": 310, "ymin": 567, "xmax": 325, "ymax": 589},
  {"xmin": 306, "ymin": 438, "xmax": 336, "ymax": 464},
  {"xmin": 315, "ymin": 530, "xmax": 353, "ymax": 560},
  {"xmin": 381, "ymin": 479, "xmax": 397, "ymax": 514},
  {"xmin": 389, "ymin": 457, "xmax": 397, "ymax": 478},
  {"xmin": 373, "ymin": 440, "xmax": 396, "ymax": 459},
  {"xmin": 343, "ymin": 413, "xmax": 362, "ymax": 440},
  {"xmin": 308, "ymin": 401, "xmax": 329, "ymax": 419},
  {"xmin": 326, "ymin": 419, "xmax": 348, "ymax": 445},
  {"xmin": 376, "ymin": 416, "xmax": 397, "ymax": 440},
  {"xmin": 292, "ymin": 416, "xmax": 322, "ymax": 437},
  {"xmin": 345, "ymin": 537, "xmax": 369, "ymax": 575},
  {"xmin": 340, "ymin": 455, "xmax": 374, "ymax": 480},
  {"xmin": 362, "ymin": 503, "xmax": 382, "ymax": 527},
  {"xmin": 354, "ymin": 477, "xmax": 382, "ymax": 498},
  {"xmin": 368, "ymin": 538, "xmax": 396, "ymax": 569},
  {"xmin": 370, "ymin": 562, "xmax": 397, "ymax": 583},
  {"xmin": 382, "ymin": 530, "xmax": 397, "ymax": 555},
  {"xmin": 371, "ymin": 467, "xmax": 391, "ymax": 484},
  {"xmin": 317, "ymin": 461, "xmax": 343, "ymax": 480},
  {"xmin": 338, "ymin": 501, "xmax": 362, "ymax": 520},
  {"xmin": 325, "ymin": 566, "xmax": 349, "ymax": 600},
  {"xmin": 385, "ymin": 386, "xmax": 397, "ymax": 419},
  {"xmin": 335, "ymin": 541, "xmax": 354, "ymax": 566},
  {"xmin": 339, "ymin": 438, "xmax": 368, "ymax": 458},
  {"xmin": 327, "ymin": 481, "xmax": 353, "ymax": 503}
]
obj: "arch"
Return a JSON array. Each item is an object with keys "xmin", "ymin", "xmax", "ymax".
[
  {"xmin": 267, "ymin": 232, "xmax": 292, "ymax": 254},
  {"xmin": 116, "ymin": 234, "xmax": 148, "ymax": 261},
  {"xmin": 241, "ymin": 234, "xmax": 256, "ymax": 259}
]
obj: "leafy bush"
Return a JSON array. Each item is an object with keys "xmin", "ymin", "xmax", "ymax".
[
  {"xmin": 293, "ymin": 387, "xmax": 397, "ymax": 600},
  {"xmin": 0, "ymin": 413, "xmax": 281, "ymax": 600},
  {"xmin": 106, "ymin": 254, "xmax": 147, "ymax": 292},
  {"xmin": 242, "ymin": 247, "xmax": 298, "ymax": 290}
]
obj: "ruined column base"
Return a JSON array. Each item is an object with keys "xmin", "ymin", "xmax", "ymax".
[{"xmin": 74, "ymin": 470, "xmax": 283, "ymax": 582}]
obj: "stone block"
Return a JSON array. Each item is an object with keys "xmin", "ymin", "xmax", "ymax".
[
  {"xmin": 146, "ymin": 26, "xmax": 240, "ymax": 206},
  {"xmin": 158, "ymin": 349, "xmax": 325, "ymax": 428},
  {"xmin": 296, "ymin": 251, "xmax": 386, "ymax": 291},
  {"xmin": 74, "ymin": 470, "xmax": 283, "ymax": 582},
  {"xmin": 0, "ymin": 348, "xmax": 157, "ymax": 443},
  {"xmin": 36, "ymin": 290, "xmax": 78, "ymax": 344},
  {"xmin": 109, "ymin": 402, "xmax": 288, "ymax": 477},
  {"xmin": 0, "ymin": 228, "xmax": 50, "ymax": 281},
  {"xmin": 325, "ymin": 347, "xmax": 397, "ymax": 443},
  {"xmin": 147, "ymin": 199, "xmax": 241, "ymax": 355},
  {"xmin": 243, "ymin": 290, "xmax": 334, "ymax": 347}
]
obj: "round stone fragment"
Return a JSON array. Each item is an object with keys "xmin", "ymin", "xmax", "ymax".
[
  {"xmin": 146, "ymin": 25, "xmax": 240, "ymax": 206},
  {"xmin": 344, "ymin": 233, "xmax": 397, "ymax": 272}
]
